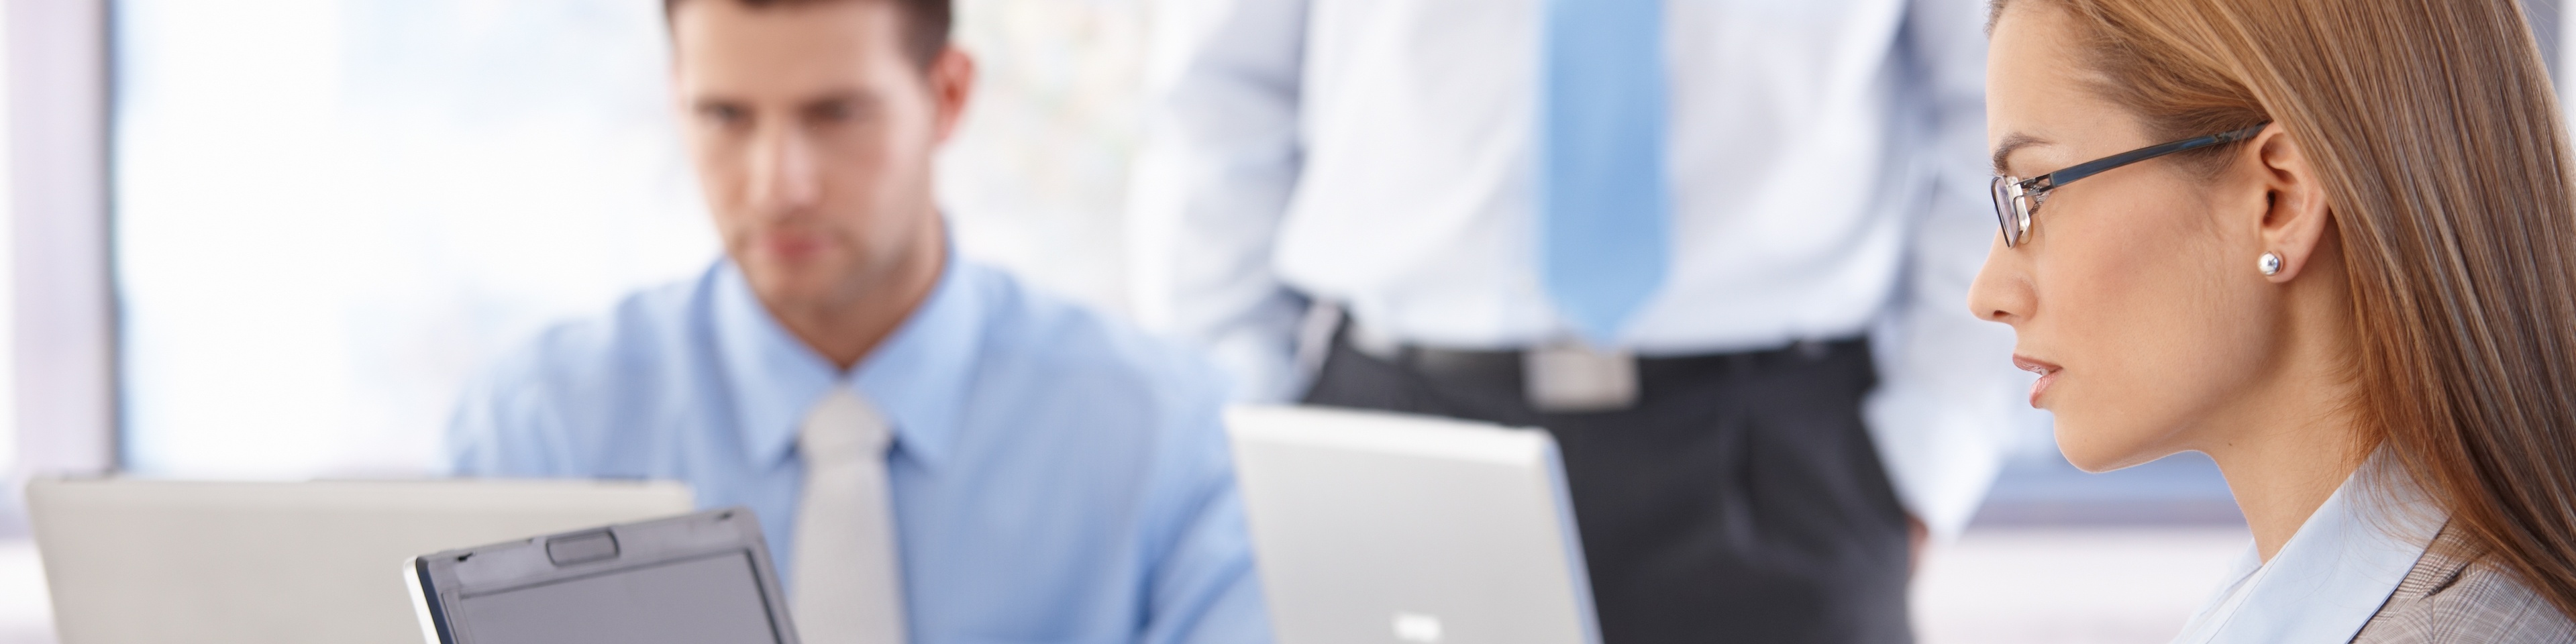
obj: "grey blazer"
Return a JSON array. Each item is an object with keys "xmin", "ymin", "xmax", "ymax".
[{"xmin": 2351, "ymin": 527, "xmax": 2576, "ymax": 643}]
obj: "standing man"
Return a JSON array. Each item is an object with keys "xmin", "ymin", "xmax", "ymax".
[
  {"xmin": 1130, "ymin": 0, "xmax": 2026, "ymax": 641},
  {"xmin": 450, "ymin": 1, "xmax": 1270, "ymax": 642}
]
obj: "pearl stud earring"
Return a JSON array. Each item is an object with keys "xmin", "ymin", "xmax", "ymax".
[{"xmin": 2259, "ymin": 252, "xmax": 2283, "ymax": 276}]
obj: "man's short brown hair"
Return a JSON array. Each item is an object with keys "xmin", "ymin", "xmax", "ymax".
[{"xmin": 663, "ymin": 0, "xmax": 954, "ymax": 69}]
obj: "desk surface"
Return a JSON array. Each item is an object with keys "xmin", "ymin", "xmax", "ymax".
[{"xmin": 0, "ymin": 527, "xmax": 2250, "ymax": 644}]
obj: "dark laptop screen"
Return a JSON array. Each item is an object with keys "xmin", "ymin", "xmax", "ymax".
[{"xmin": 454, "ymin": 549, "xmax": 783, "ymax": 644}]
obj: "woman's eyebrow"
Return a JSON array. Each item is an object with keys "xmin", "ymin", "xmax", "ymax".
[{"xmin": 1992, "ymin": 133, "xmax": 2050, "ymax": 176}]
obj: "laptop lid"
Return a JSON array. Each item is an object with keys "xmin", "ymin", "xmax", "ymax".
[
  {"xmin": 408, "ymin": 506, "xmax": 796, "ymax": 644},
  {"xmin": 25, "ymin": 478, "xmax": 692, "ymax": 644},
  {"xmin": 1227, "ymin": 405, "xmax": 1602, "ymax": 644}
]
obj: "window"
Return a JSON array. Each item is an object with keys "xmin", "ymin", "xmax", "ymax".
[
  {"xmin": 115, "ymin": 0, "xmax": 709, "ymax": 476},
  {"xmin": 111, "ymin": 0, "xmax": 1147, "ymax": 478},
  {"xmin": 0, "ymin": 4, "xmax": 15, "ymax": 476}
]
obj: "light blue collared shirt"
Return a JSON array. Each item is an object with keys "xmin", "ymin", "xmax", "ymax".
[
  {"xmin": 449, "ymin": 258, "xmax": 1272, "ymax": 644},
  {"xmin": 2171, "ymin": 454, "xmax": 2444, "ymax": 644}
]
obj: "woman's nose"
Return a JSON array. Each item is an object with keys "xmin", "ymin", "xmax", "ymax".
[{"xmin": 1967, "ymin": 233, "xmax": 2032, "ymax": 325}]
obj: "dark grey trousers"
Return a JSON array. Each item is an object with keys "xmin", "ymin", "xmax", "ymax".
[{"xmin": 1300, "ymin": 329, "xmax": 1913, "ymax": 644}]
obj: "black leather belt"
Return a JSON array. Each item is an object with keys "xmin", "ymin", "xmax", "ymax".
[{"xmin": 1337, "ymin": 319, "xmax": 1867, "ymax": 398}]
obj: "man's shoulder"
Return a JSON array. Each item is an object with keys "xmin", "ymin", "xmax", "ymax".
[
  {"xmin": 476, "ymin": 270, "xmax": 717, "ymax": 395},
  {"xmin": 449, "ymin": 267, "xmax": 723, "ymax": 475},
  {"xmin": 957, "ymin": 262, "xmax": 1233, "ymax": 421},
  {"xmin": 968, "ymin": 264, "xmax": 1225, "ymax": 383}
]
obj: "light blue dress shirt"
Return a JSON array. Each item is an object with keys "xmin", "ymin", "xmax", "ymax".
[
  {"xmin": 2170, "ymin": 454, "xmax": 2442, "ymax": 644},
  {"xmin": 448, "ymin": 257, "xmax": 1273, "ymax": 644}
]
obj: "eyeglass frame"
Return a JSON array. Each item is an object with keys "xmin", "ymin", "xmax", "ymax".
[{"xmin": 1990, "ymin": 122, "xmax": 2271, "ymax": 248}]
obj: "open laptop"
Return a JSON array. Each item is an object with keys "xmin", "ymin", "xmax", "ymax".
[
  {"xmin": 25, "ymin": 478, "xmax": 692, "ymax": 644},
  {"xmin": 1227, "ymin": 406, "xmax": 1602, "ymax": 644},
  {"xmin": 407, "ymin": 506, "xmax": 796, "ymax": 644}
]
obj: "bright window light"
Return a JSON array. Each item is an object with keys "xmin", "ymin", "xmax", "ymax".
[
  {"xmin": 113, "ymin": 0, "xmax": 1144, "ymax": 478},
  {"xmin": 115, "ymin": 0, "xmax": 715, "ymax": 477}
]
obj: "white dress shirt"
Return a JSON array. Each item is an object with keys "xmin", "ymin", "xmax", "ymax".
[
  {"xmin": 2171, "ymin": 460, "xmax": 2444, "ymax": 644},
  {"xmin": 1128, "ymin": 0, "xmax": 2034, "ymax": 537}
]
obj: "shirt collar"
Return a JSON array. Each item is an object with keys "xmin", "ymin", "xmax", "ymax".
[
  {"xmin": 2171, "ymin": 451, "xmax": 2445, "ymax": 644},
  {"xmin": 711, "ymin": 256, "xmax": 984, "ymax": 470}
]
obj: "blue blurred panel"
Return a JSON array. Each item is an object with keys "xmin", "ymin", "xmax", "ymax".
[{"xmin": 1975, "ymin": 450, "xmax": 2242, "ymax": 527}]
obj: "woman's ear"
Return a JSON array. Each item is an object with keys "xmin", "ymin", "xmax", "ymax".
[{"xmin": 2247, "ymin": 125, "xmax": 2334, "ymax": 282}]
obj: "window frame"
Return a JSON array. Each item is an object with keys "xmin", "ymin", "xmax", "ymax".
[{"xmin": 10, "ymin": 0, "xmax": 119, "ymax": 487}]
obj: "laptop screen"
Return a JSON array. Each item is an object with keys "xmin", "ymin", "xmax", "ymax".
[{"xmin": 454, "ymin": 549, "xmax": 783, "ymax": 644}]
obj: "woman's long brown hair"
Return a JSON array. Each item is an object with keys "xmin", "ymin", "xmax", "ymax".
[{"xmin": 2003, "ymin": 0, "xmax": 2576, "ymax": 617}]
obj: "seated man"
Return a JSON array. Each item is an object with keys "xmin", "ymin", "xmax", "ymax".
[{"xmin": 446, "ymin": 1, "xmax": 1270, "ymax": 642}]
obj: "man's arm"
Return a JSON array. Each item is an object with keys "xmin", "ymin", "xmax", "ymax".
[
  {"xmin": 1139, "ymin": 474, "xmax": 1272, "ymax": 644},
  {"xmin": 1127, "ymin": 0, "xmax": 1314, "ymax": 403},
  {"xmin": 1861, "ymin": 0, "xmax": 2045, "ymax": 542},
  {"xmin": 1138, "ymin": 364, "xmax": 1273, "ymax": 644}
]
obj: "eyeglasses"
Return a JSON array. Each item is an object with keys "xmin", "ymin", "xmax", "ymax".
[{"xmin": 1990, "ymin": 123, "xmax": 2271, "ymax": 247}]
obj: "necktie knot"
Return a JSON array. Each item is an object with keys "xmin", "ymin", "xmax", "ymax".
[{"xmin": 800, "ymin": 388, "xmax": 892, "ymax": 461}]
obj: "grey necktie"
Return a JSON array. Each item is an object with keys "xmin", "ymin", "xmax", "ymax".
[{"xmin": 792, "ymin": 388, "xmax": 909, "ymax": 644}]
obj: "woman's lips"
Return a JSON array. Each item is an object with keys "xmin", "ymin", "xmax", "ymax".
[{"xmin": 2013, "ymin": 356, "xmax": 2062, "ymax": 408}]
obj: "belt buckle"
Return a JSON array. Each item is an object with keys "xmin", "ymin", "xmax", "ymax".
[{"xmin": 1524, "ymin": 341, "xmax": 1638, "ymax": 413}]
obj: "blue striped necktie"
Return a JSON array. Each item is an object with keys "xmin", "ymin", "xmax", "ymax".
[{"xmin": 1539, "ymin": 0, "xmax": 1670, "ymax": 343}]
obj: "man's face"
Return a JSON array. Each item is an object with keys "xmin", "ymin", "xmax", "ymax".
[{"xmin": 672, "ymin": 0, "xmax": 968, "ymax": 311}]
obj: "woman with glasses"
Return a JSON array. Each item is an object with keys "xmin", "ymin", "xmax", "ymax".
[{"xmin": 1972, "ymin": 0, "xmax": 2576, "ymax": 641}]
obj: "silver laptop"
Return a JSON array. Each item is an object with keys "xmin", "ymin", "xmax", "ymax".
[
  {"xmin": 407, "ymin": 506, "xmax": 796, "ymax": 644},
  {"xmin": 1227, "ymin": 406, "xmax": 1602, "ymax": 644},
  {"xmin": 26, "ymin": 478, "xmax": 693, "ymax": 644}
]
